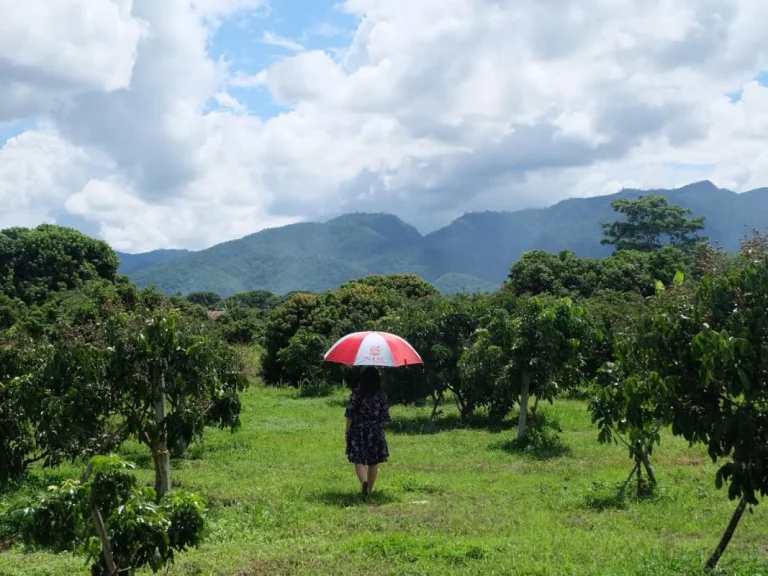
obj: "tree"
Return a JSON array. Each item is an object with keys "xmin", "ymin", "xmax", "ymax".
[
  {"xmin": 506, "ymin": 246, "xmax": 688, "ymax": 300},
  {"xmin": 589, "ymin": 359, "xmax": 665, "ymax": 499},
  {"xmin": 579, "ymin": 290, "xmax": 645, "ymax": 381},
  {"xmin": 1, "ymin": 279, "xmax": 150, "ymax": 487},
  {"xmin": 455, "ymin": 296, "xmax": 588, "ymax": 435},
  {"xmin": 0, "ymin": 332, "xmax": 39, "ymax": 487},
  {"xmin": 222, "ymin": 290, "xmax": 278, "ymax": 310},
  {"xmin": 379, "ymin": 293, "xmax": 488, "ymax": 417},
  {"xmin": 214, "ymin": 306, "xmax": 265, "ymax": 345},
  {"xmin": 2, "ymin": 287, "xmax": 248, "ymax": 496},
  {"xmin": 1, "ymin": 328, "xmax": 126, "ymax": 487},
  {"xmin": 739, "ymin": 228, "xmax": 768, "ymax": 263},
  {"xmin": 185, "ymin": 291, "xmax": 222, "ymax": 308},
  {"xmin": 261, "ymin": 293, "xmax": 322, "ymax": 386},
  {"xmin": 104, "ymin": 308, "xmax": 248, "ymax": 499},
  {"xmin": 261, "ymin": 284, "xmax": 403, "ymax": 388},
  {"xmin": 458, "ymin": 306, "xmax": 517, "ymax": 422},
  {"xmin": 506, "ymin": 250, "xmax": 598, "ymax": 298},
  {"xmin": 618, "ymin": 259, "xmax": 768, "ymax": 569},
  {"xmin": 277, "ymin": 328, "xmax": 329, "ymax": 387},
  {"xmin": 600, "ymin": 195, "xmax": 706, "ymax": 253},
  {"xmin": 506, "ymin": 298, "xmax": 589, "ymax": 440},
  {"xmin": 0, "ymin": 224, "xmax": 119, "ymax": 305},
  {"xmin": 0, "ymin": 293, "xmax": 24, "ymax": 330},
  {"xmin": 8, "ymin": 455, "xmax": 206, "ymax": 574},
  {"xmin": 341, "ymin": 274, "xmax": 439, "ymax": 300}
]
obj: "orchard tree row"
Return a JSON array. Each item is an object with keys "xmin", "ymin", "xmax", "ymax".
[{"xmin": 1, "ymin": 226, "xmax": 248, "ymax": 574}]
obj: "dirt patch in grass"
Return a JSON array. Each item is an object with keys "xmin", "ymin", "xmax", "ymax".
[{"xmin": 678, "ymin": 456, "xmax": 703, "ymax": 466}]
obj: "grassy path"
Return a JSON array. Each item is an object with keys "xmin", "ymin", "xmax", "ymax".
[{"xmin": 1, "ymin": 386, "xmax": 767, "ymax": 575}]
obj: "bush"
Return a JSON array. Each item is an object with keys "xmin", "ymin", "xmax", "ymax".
[{"xmin": 3, "ymin": 456, "xmax": 206, "ymax": 574}]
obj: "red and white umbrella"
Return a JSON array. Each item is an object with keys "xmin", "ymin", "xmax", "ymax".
[{"xmin": 323, "ymin": 331, "xmax": 423, "ymax": 367}]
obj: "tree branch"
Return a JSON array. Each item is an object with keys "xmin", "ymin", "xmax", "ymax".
[
  {"xmin": 609, "ymin": 425, "xmax": 632, "ymax": 450},
  {"xmin": 23, "ymin": 450, "xmax": 50, "ymax": 467}
]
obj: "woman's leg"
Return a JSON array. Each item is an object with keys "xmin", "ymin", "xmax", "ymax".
[
  {"xmin": 355, "ymin": 463, "xmax": 367, "ymax": 485},
  {"xmin": 367, "ymin": 464, "xmax": 379, "ymax": 493}
]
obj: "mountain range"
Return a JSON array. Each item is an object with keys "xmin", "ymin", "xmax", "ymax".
[{"xmin": 117, "ymin": 181, "xmax": 768, "ymax": 296}]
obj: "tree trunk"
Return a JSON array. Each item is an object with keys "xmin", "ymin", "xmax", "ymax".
[
  {"xmin": 639, "ymin": 450, "xmax": 657, "ymax": 487},
  {"xmin": 517, "ymin": 371, "xmax": 531, "ymax": 441},
  {"xmin": 460, "ymin": 400, "xmax": 475, "ymax": 423},
  {"xmin": 91, "ymin": 506, "xmax": 117, "ymax": 575},
  {"xmin": 618, "ymin": 462, "xmax": 639, "ymax": 499},
  {"xmin": 706, "ymin": 498, "xmax": 747, "ymax": 570},
  {"xmin": 636, "ymin": 456, "xmax": 643, "ymax": 497},
  {"xmin": 430, "ymin": 390, "xmax": 444, "ymax": 421},
  {"xmin": 152, "ymin": 371, "xmax": 171, "ymax": 501}
]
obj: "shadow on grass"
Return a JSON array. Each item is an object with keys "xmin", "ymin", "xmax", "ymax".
[
  {"xmin": 489, "ymin": 436, "xmax": 572, "ymax": 461},
  {"xmin": 584, "ymin": 491, "xmax": 629, "ymax": 512},
  {"xmin": 308, "ymin": 490, "xmax": 397, "ymax": 508},
  {"xmin": 387, "ymin": 413, "xmax": 516, "ymax": 436},
  {"xmin": 326, "ymin": 396, "xmax": 351, "ymax": 408},
  {"xmin": 582, "ymin": 479, "xmax": 662, "ymax": 511},
  {"xmin": 295, "ymin": 382, "xmax": 337, "ymax": 399}
]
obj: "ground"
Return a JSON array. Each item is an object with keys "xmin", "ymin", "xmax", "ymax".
[{"xmin": 1, "ymin": 385, "xmax": 766, "ymax": 575}]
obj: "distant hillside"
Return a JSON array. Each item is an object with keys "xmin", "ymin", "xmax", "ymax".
[
  {"xmin": 123, "ymin": 181, "xmax": 768, "ymax": 296},
  {"xmin": 117, "ymin": 249, "xmax": 190, "ymax": 275},
  {"xmin": 128, "ymin": 214, "xmax": 430, "ymax": 296}
]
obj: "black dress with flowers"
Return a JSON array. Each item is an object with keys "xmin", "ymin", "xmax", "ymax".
[{"xmin": 345, "ymin": 389, "xmax": 391, "ymax": 465}]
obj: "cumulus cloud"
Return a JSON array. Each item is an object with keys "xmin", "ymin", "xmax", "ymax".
[
  {"xmin": 1, "ymin": 0, "xmax": 768, "ymax": 251},
  {"xmin": 0, "ymin": 0, "xmax": 147, "ymax": 121},
  {"xmin": 0, "ymin": 129, "xmax": 93, "ymax": 228}
]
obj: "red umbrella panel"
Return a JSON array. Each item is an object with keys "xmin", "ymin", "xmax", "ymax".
[{"xmin": 323, "ymin": 331, "xmax": 423, "ymax": 367}]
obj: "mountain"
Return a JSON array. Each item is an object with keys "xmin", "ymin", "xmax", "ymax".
[
  {"xmin": 121, "ymin": 181, "xmax": 768, "ymax": 296},
  {"xmin": 126, "ymin": 214, "xmax": 431, "ymax": 296},
  {"xmin": 116, "ymin": 249, "xmax": 190, "ymax": 275}
]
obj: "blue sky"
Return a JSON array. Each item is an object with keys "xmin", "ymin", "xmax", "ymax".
[
  {"xmin": 209, "ymin": 0, "xmax": 357, "ymax": 118},
  {"xmin": 727, "ymin": 70, "xmax": 768, "ymax": 102},
  {"xmin": 0, "ymin": 119, "xmax": 37, "ymax": 146}
]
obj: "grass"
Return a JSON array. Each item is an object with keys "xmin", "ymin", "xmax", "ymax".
[{"xmin": 1, "ymin": 384, "xmax": 767, "ymax": 575}]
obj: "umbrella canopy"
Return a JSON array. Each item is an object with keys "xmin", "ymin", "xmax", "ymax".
[{"xmin": 323, "ymin": 331, "xmax": 423, "ymax": 367}]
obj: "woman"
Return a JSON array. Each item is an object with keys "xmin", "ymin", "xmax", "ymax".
[{"xmin": 345, "ymin": 367, "xmax": 391, "ymax": 497}]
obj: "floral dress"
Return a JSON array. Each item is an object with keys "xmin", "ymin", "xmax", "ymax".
[{"xmin": 345, "ymin": 389, "xmax": 391, "ymax": 465}]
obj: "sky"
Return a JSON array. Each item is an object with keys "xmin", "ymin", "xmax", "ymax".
[{"xmin": 1, "ymin": 0, "xmax": 767, "ymax": 253}]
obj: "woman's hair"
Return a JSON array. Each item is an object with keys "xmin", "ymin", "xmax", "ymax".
[{"xmin": 359, "ymin": 366, "xmax": 382, "ymax": 397}]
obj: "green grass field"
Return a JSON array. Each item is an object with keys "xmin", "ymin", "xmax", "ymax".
[{"xmin": 2, "ymin": 384, "xmax": 767, "ymax": 575}]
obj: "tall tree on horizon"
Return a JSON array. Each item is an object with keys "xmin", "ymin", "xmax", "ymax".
[{"xmin": 600, "ymin": 195, "xmax": 706, "ymax": 253}]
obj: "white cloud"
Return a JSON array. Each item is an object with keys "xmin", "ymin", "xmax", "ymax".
[
  {"xmin": 305, "ymin": 22, "xmax": 347, "ymax": 38},
  {"xmin": 261, "ymin": 31, "xmax": 305, "ymax": 52},
  {"xmin": 0, "ymin": 130, "xmax": 93, "ymax": 228},
  {"xmin": 1, "ymin": 0, "xmax": 768, "ymax": 251},
  {"xmin": 191, "ymin": 0, "xmax": 269, "ymax": 19},
  {"xmin": 214, "ymin": 92, "xmax": 246, "ymax": 113},
  {"xmin": 0, "ymin": 0, "xmax": 148, "ymax": 121},
  {"xmin": 63, "ymin": 112, "xmax": 299, "ymax": 251}
]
